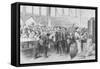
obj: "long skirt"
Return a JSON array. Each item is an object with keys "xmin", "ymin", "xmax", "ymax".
[
  {"xmin": 70, "ymin": 42, "xmax": 78, "ymax": 59},
  {"xmin": 76, "ymin": 40, "xmax": 81, "ymax": 54}
]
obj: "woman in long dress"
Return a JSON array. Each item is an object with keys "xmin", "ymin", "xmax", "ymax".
[{"xmin": 69, "ymin": 33, "xmax": 78, "ymax": 59}]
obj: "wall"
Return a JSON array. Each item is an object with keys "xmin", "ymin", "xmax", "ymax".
[{"xmin": 21, "ymin": 6, "xmax": 95, "ymax": 28}]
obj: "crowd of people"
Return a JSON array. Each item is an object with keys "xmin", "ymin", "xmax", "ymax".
[{"xmin": 20, "ymin": 23, "xmax": 95, "ymax": 59}]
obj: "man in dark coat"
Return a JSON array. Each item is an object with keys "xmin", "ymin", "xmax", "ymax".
[
  {"xmin": 56, "ymin": 27, "xmax": 63, "ymax": 55},
  {"xmin": 42, "ymin": 33, "xmax": 50, "ymax": 58}
]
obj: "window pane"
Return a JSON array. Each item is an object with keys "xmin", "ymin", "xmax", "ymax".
[
  {"xmin": 64, "ymin": 8, "xmax": 69, "ymax": 16},
  {"xmin": 76, "ymin": 9, "xmax": 81, "ymax": 17},
  {"xmin": 20, "ymin": 6, "xmax": 24, "ymax": 13},
  {"xmin": 69, "ymin": 8, "xmax": 76, "ymax": 16},
  {"xmin": 33, "ymin": 6, "xmax": 40, "ymax": 15},
  {"xmin": 41, "ymin": 7, "xmax": 47, "ymax": 16},
  {"xmin": 25, "ymin": 6, "xmax": 32, "ymax": 14},
  {"xmin": 56, "ymin": 8, "xmax": 63, "ymax": 16},
  {"xmin": 51, "ymin": 7, "xmax": 56, "ymax": 16}
]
